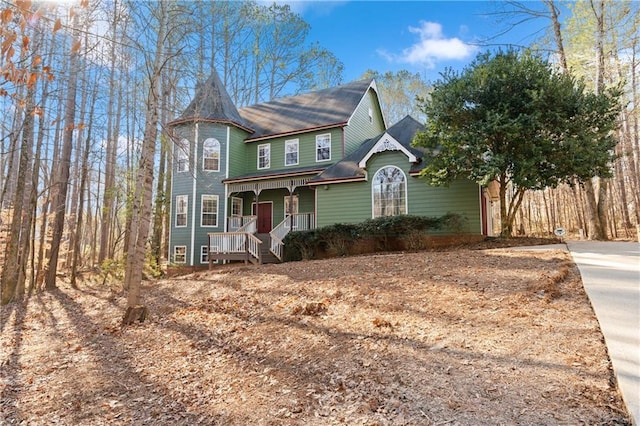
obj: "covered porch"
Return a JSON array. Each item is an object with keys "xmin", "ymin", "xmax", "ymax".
[{"xmin": 208, "ymin": 172, "xmax": 319, "ymax": 266}]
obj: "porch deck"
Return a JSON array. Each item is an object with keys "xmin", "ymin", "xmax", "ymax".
[{"xmin": 207, "ymin": 213, "xmax": 315, "ymax": 267}]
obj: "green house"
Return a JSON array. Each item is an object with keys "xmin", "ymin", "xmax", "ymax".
[{"xmin": 167, "ymin": 71, "xmax": 494, "ymax": 267}]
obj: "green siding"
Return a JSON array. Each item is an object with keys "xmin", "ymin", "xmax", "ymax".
[
  {"xmin": 228, "ymin": 127, "xmax": 249, "ymax": 178},
  {"xmin": 317, "ymin": 150, "xmax": 482, "ymax": 233},
  {"xmin": 244, "ymin": 127, "xmax": 344, "ymax": 174},
  {"xmin": 251, "ymin": 187, "xmax": 315, "ymax": 226},
  {"xmin": 344, "ymin": 88, "xmax": 386, "ymax": 156},
  {"xmin": 316, "ymin": 181, "xmax": 372, "ymax": 227},
  {"xmin": 171, "ymin": 122, "xmax": 251, "ymax": 265}
]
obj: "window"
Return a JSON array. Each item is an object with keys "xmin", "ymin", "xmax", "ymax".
[
  {"xmin": 284, "ymin": 195, "xmax": 299, "ymax": 215},
  {"xmin": 202, "ymin": 138, "xmax": 220, "ymax": 171},
  {"xmin": 176, "ymin": 139, "xmax": 189, "ymax": 172},
  {"xmin": 258, "ymin": 143, "xmax": 270, "ymax": 169},
  {"xmin": 372, "ymin": 166, "xmax": 407, "ymax": 218},
  {"xmin": 201, "ymin": 195, "xmax": 218, "ymax": 227},
  {"xmin": 368, "ymin": 107, "xmax": 373, "ymax": 123},
  {"xmin": 285, "ymin": 139, "xmax": 299, "ymax": 166},
  {"xmin": 284, "ymin": 195, "xmax": 299, "ymax": 229},
  {"xmin": 175, "ymin": 195, "xmax": 188, "ymax": 227},
  {"xmin": 173, "ymin": 246, "xmax": 186, "ymax": 263},
  {"xmin": 231, "ymin": 197, "xmax": 243, "ymax": 217},
  {"xmin": 316, "ymin": 134, "xmax": 331, "ymax": 161},
  {"xmin": 202, "ymin": 245, "xmax": 219, "ymax": 264}
]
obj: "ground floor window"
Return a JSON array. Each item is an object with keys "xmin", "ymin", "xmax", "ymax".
[
  {"xmin": 372, "ymin": 165, "xmax": 407, "ymax": 218},
  {"xmin": 201, "ymin": 245, "xmax": 220, "ymax": 264},
  {"xmin": 175, "ymin": 195, "xmax": 188, "ymax": 227},
  {"xmin": 201, "ymin": 194, "xmax": 218, "ymax": 227},
  {"xmin": 284, "ymin": 195, "xmax": 299, "ymax": 228},
  {"xmin": 231, "ymin": 197, "xmax": 243, "ymax": 217},
  {"xmin": 173, "ymin": 246, "xmax": 186, "ymax": 263}
]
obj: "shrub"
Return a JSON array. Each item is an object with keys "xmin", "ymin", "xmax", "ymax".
[
  {"xmin": 283, "ymin": 229, "xmax": 320, "ymax": 261},
  {"xmin": 283, "ymin": 213, "xmax": 468, "ymax": 261},
  {"xmin": 316, "ymin": 223, "xmax": 360, "ymax": 257}
]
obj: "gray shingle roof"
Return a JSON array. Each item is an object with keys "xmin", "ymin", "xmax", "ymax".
[
  {"xmin": 171, "ymin": 70, "xmax": 252, "ymax": 131},
  {"xmin": 308, "ymin": 115, "xmax": 426, "ymax": 184},
  {"xmin": 239, "ymin": 79, "xmax": 375, "ymax": 141}
]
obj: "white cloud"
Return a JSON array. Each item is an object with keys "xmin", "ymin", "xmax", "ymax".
[{"xmin": 384, "ymin": 20, "xmax": 477, "ymax": 68}]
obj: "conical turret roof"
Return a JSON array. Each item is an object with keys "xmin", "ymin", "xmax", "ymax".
[{"xmin": 170, "ymin": 70, "xmax": 252, "ymax": 132}]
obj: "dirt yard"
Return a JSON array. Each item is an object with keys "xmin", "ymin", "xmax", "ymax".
[{"xmin": 0, "ymin": 245, "xmax": 631, "ymax": 425}]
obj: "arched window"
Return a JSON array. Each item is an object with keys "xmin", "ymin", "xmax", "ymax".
[
  {"xmin": 176, "ymin": 139, "xmax": 189, "ymax": 173},
  {"xmin": 372, "ymin": 166, "xmax": 407, "ymax": 218},
  {"xmin": 202, "ymin": 138, "xmax": 220, "ymax": 171}
]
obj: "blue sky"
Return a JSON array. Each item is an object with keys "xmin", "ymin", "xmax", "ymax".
[{"xmin": 280, "ymin": 1, "xmax": 552, "ymax": 83}]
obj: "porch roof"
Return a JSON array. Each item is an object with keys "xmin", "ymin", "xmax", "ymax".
[{"xmin": 224, "ymin": 165, "xmax": 326, "ymax": 194}]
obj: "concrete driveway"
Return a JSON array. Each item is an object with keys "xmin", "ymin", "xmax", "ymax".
[{"xmin": 566, "ymin": 241, "xmax": 640, "ymax": 425}]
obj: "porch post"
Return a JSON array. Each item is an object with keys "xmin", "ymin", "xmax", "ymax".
[
  {"xmin": 289, "ymin": 180, "xmax": 294, "ymax": 228},
  {"xmin": 254, "ymin": 184, "xmax": 259, "ymax": 231}
]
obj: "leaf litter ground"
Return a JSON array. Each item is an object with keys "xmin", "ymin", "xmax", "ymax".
[{"xmin": 1, "ymin": 246, "xmax": 631, "ymax": 425}]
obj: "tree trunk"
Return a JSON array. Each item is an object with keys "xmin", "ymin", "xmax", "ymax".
[
  {"xmin": 44, "ymin": 14, "xmax": 80, "ymax": 289},
  {"xmin": 122, "ymin": 0, "xmax": 170, "ymax": 324},
  {"xmin": 70, "ymin": 87, "xmax": 97, "ymax": 287},
  {"xmin": 1, "ymin": 86, "xmax": 36, "ymax": 305},
  {"xmin": 99, "ymin": 0, "xmax": 122, "ymax": 265}
]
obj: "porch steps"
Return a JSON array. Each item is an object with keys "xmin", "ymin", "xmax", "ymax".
[{"xmin": 256, "ymin": 233, "xmax": 280, "ymax": 264}]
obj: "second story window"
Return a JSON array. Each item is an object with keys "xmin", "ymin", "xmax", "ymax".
[
  {"xmin": 316, "ymin": 134, "xmax": 331, "ymax": 162},
  {"xmin": 202, "ymin": 138, "xmax": 220, "ymax": 171},
  {"xmin": 176, "ymin": 139, "xmax": 189, "ymax": 173},
  {"xmin": 285, "ymin": 139, "xmax": 299, "ymax": 166},
  {"xmin": 258, "ymin": 143, "xmax": 270, "ymax": 169}
]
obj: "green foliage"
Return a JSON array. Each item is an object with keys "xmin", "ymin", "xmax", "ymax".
[
  {"xmin": 283, "ymin": 214, "xmax": 465, "ymax": 261},
  {"xmin": 413, "ymin": 49, "xmax": 622, "ymax": 235},
  {"xmin": 414, "ymin": 49, "xmax": 620, "ymax": 188},
  {"xmin": 283, "ymin": 229, "xmax": 320, "ymax": 261},
  {"xmin": 99, "ymin": 258, "xmax": 125, "ymax": 288}
]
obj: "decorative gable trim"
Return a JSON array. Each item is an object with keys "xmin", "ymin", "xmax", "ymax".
[{"xmin": 358, "ymin": 133, "xmax": 417, "ymax": 168}]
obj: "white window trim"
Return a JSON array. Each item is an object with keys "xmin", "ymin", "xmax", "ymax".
[
  {"xmin": 284, "ymin": 139, "xmax": 299, "ymax": 166},
  {"xmin": 201, "ymin": 194, "xmax": 219, "ymax": 227},
  {"xmin": 203, "ymin": 245, "xmax": 220, "ymax": 264},
  {"xmin": 371, "ymin": 165, "xmax": 408, "ymax": 219},
  {"xmin": 173, "ymin": 245, "xmax": 186, "ymax": 264},
  {"xmin": 284, "ymin": 195, "xmax": 299, "ymax": 229},
  {"xmin": 175, "ymin": 195, "xmax": 188, "ymax": 228},
  {"xmin": 202, "ymin": 138, "xmax": 221, "ymax": 172},
  {"xmin": 231, "ymin": 197, "xmax": 243, "ymax": 217},
  {"xmin": 315, "ymin": 133, "xmax": 331, "ymax": 162},
  {"xmin": 176, "ymin": 139, "xmax": 190, "ymax": 173},
  {"xmin": 257, "ymin": 143, "xmax": 271, "ymax": 169}
]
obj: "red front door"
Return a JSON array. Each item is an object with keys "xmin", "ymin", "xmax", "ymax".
[{"xmin": 253, "ymin": 202, "xmax": 272, "ymax": 233}]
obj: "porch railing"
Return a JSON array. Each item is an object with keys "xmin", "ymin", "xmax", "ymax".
[
  {"xmin": 208, "ymin": 231, "xmax": 262, "ymax": 266},
  {"xmin": 236, "ymin": 216, "xmax": 257, "ymax": 233},
  {"xmin": 228, "ymin": 215, "xmax": 257, "ymax": 232},
  {"xmin": 269, "ymin": 213, "xmax": 315, "ymax": 261}
]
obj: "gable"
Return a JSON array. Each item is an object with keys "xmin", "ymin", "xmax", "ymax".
[
  {"xmin": 309, "ymin": 115, "xmax": 426, "ymax": 185},
  {"xmin": 358, "ymin": 133, "xmax": 417, "ymax": 168}
]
